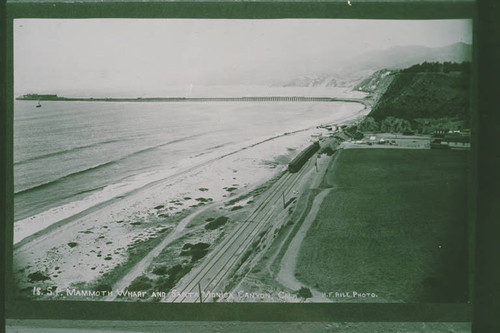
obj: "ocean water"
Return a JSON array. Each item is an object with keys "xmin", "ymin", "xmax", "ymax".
[{"xmin": 14, "ymin": 98, "xmax": 363, "ymax": 225}]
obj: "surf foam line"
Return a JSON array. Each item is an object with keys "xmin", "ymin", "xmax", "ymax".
[
  {"xmin": 13, "ymin": 108, "xmax": 365, "ymax": 247},
  {"xmin": 14, "ymin": 132, "xmax": 211, "ymax": 196}
]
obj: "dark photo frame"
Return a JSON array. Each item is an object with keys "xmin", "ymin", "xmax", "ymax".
[{"xmin": 3, "ymin": 0, "xmax": 498, "ymax": 331}]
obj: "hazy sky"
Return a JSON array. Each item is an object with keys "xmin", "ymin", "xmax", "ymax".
[{"xmin": 14, "ymin": 19, "xmax": 472, "ymax": 95}]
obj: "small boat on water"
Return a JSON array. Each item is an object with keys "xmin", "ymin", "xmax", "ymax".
[{"xmin": 36, "ymin": 101, "xmax": 42, "ymax": 108}]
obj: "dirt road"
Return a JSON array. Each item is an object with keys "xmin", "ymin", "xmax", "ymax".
[{"xmin": 276, "ymin": 188, "xmax": 331, "ymax": 302}]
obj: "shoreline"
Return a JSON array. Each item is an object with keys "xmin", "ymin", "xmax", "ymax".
[
  {"xmin": 14, "ymin": 101, "xmax": 369, "ymax": 246},
  {"xmin": 13, "ymin": 102, "xmax": 370, "ymax": 298}
]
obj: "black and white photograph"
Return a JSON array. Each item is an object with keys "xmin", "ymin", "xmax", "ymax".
[{"xmin": 12, "ymin": 18, "xmax": 473, "ymax": 304}]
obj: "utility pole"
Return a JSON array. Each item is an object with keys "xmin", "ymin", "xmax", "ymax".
[
  {"xmin": 198, "ymin": 282, "xmax": 203, "ymax": 303},
  {"xmin": 282, "ymin": 192, "xmax": 286, "ymax": 208}
]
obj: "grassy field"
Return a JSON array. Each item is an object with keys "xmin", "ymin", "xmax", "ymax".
[{"xmin": 296, "ymin": 149, "xmax": 469, "ymax": 302}]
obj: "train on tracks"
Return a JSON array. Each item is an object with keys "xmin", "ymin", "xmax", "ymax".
[{"xmin": 288, "ymin": 141, "xmax": 320, "ymax": 173}]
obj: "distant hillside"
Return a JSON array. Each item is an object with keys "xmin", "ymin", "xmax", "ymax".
[
  {"xmin": 353, "ymin": 69, "xmax": 397, "ymax": 105},
  {"xmin": 279, "ymin": 42, "xmax": 472, "ymax": 89},
  {"xmin": 278, "ymin": 69, "xmax": 374, "ymax": 89},
  {"xmin": 354, "ymin": 69, "xmax": 394, "ymax": 93},
  {"xmin": 345, "ymin": 42, "xmax": 472, "ymax": 74},
  {"xmin": 369, "ymin": 62, "xmax": 471, "ymax": 122}
]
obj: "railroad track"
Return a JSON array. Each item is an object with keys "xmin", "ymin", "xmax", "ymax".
[{"xmin": 165, "ymin": 157, "xmax": 313, "ymax": 303}]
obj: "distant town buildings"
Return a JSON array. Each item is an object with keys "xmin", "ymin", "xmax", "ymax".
[{"xmin": 431, "ymin": 129, "xmax": 471, "ymax": 150}]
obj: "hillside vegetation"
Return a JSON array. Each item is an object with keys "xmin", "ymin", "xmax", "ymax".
[{"xmin": 359, "ymin": 62, "xmax": 471, "ymax": 133}]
